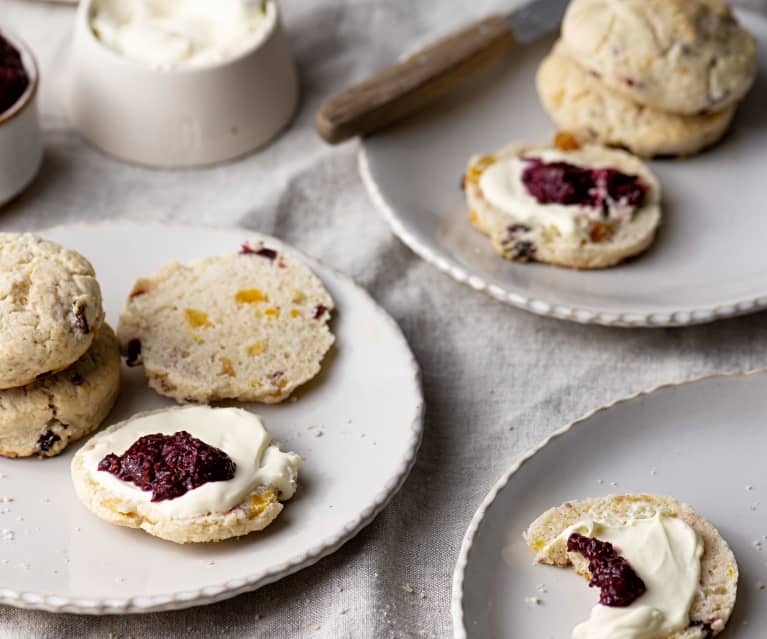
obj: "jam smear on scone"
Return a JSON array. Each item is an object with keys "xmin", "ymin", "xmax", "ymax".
[
  {"xmin": 522, "ymin": 159, "xmax": 647, "ymax": 210},
  {"xmin": 567, "ymin": 532, "xmax": 647, "ymax": 607},
  {"xmin": 98, "ymin": 431, "xmax": 236, "ymax": 501}
]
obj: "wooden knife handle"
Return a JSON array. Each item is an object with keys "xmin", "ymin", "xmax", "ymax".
[{"xmin": 316, "ymin": 15, "xmax": 515, "ymax": 144}]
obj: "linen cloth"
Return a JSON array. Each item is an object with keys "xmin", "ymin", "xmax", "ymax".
[{"xmin": 1, "ymin": 0, "xmax": 766, "ymax": 636}]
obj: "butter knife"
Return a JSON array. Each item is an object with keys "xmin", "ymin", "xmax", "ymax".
[{"xmin": 316, "ymin": 0, "xmax": 570, "ymax": 144}]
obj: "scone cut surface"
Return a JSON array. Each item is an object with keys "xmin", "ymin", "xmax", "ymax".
[
  {"xmin": 0, "ymin": 233, "xmax": 104, "ymax": 389},
  {"xmin": 0, "ymin": 324, "xmax": 120, "ymax": 458},
  {"xmin": 464, "ymin": 140, "xmax": 662, "ymax": 269},
  {"xmin": 560, "ymin": 0, "xmax": 758, "ymax": 116},
  {"xmin": 525, "ymin": 494, "xmax": 738, "ymax": 638},
  {"xmin": 117, "ymin": 243, "xmax": 335, "ymax": 404},
  {"xmin": 71, "ymin": 406, "xmax": 301, "ymax": 544}
]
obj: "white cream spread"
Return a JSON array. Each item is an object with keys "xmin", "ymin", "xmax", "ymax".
[
  {"xmin": 79, "ymin": 406, "xmax": 300, "ymax": 520},
  {"xmin": 90, "ymin": 0, "xmax": 275, "ymax": 69},
  {"xmin": 478, "ymin": 148, "xmax": 649, "ymax": 240},
  {"xmin": 555, "ymin": 514, "xmax": 703, "ymax": 639}
]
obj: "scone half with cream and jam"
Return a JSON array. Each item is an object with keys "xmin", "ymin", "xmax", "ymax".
[
  {"xmin": 464, "ymin": 139, "xmax": 661, "ymax": 269},
  {"xmin": 71, "ymin": 406, "xmax": 301, "ymax": 544},
  {"xmin": 525, "ymin": 494, "xmax": 738, "ymax": 638}
]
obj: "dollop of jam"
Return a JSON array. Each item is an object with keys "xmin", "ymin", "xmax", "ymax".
[
  {"xmin": 567, "ymin": 532, "xmax": 647, "ymax": 607},
  {"xmin": 97, "ymin": 431, "xmax": 236, "ymax": 502},
  {"xmin": 0, "ymin": 34, "xmax": 29, "ymax": 115},
  {"xmin": 522, "ymin": 158, "xmax": 647, "ymax": 211}
]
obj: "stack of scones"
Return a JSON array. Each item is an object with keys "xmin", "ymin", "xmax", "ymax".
[
  {"xmin": 537, "ymin": 0, "xmax": 758, "ymax": 157},
  {"xmin": 0, "ymin": 234, "xmax": 120, "ymax": 458}
]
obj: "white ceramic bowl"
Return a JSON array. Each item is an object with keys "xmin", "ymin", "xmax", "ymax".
[
  {"xmin": 70, "ymin": 1, "xmax": 299, "ymax": 168},
  {"xmin": 0, "ymin": 28, "xmax": 43, "ymax": 206}
]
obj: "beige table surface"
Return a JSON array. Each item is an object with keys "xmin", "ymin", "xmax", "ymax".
[{"xmin": 1, "ymin": 0, "xmax": 766, "ymax": 637}]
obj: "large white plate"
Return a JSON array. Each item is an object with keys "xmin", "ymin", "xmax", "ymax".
[
  {"xmin": 361, "ymin": 10, "xmax": 767, "ymax": 327},
  {"xmin": 0, "ymin": 221, "xmax": 423, "ymax": 614},
  {"xmin": 452, "ymin": 370, "xmax": 767, "ymax": 638}
]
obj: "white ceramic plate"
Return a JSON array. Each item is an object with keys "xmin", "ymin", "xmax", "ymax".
[
  {"xmin": 452, "ymin": 370, "xmax": 767, "ymax": 638},
  {"xmin": 361, "ymin": 10, "xmax": 767, "ymax": 327},
  {"xmin": 0, "ymin": 221, "xmax": 423, "ymax": 614}
]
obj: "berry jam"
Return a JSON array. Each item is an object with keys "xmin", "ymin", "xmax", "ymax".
[
  {"xmin": 98, "ymin": 431, "xmax": 236, "ymax": 502},
  {"xmin": 522, "ymin": 159, "xmax": 647, "ymax": 210},
  {"xmin": 567, "ymin": 532, "xmax": 646, "ymax": 607},
  {"xmin": 0, "ymin": 34, "xmax": 29, "ymax": 115}
]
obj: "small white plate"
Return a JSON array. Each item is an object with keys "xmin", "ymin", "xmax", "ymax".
[
  {"xmin": 361, "ymin": 10, "xmax": 767, "ymax": 327},
  {"xmin": 0, "ymin": 221, "xmax": 423, "ymax": 614},
  {"xmin": 452, "ymin": 370, "xmax": 767, "ymax": 638}
]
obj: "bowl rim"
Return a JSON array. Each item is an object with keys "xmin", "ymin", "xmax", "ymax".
[
  {"xmin": 77, "ymin": 0, "xmax": 282, "ymax": 74},
  {"xmin": 0, "ymin": 27, "xmax": 39, "ymax": 127}
]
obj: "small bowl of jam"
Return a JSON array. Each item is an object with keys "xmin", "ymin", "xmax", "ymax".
[
  {"xmin": 0, "ymin": 28, "xmax": 42, "ymax": 206},
  {"xmin": 70, "ymin": 0, "xmax": 299, "ymax": 169}
]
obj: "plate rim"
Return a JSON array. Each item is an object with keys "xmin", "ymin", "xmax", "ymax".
[
  {"xmin": 359, "ymin": 7, "xmax": 767, "ymax": 329},
  {"xmin": 449, "ymin": 368, "xmax": 767, "ymax": 638},
  {"xmin": 1, "ymin": 219, "xmax": 424, "ymax": 615}
]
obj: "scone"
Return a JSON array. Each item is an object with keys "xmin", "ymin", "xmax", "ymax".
[
  {"xmin": 537, "ymin": 46, "xmax": 737, "ymax": 157},
  {"xmin": 0, "ymin": 233, "xmax": 104, "ymax": 389},
  {"xmin": 117, "ymin": 242, "xmax": 335, "ymax": 404},
  {"xmin": 464, "ymin": 141, "xmax": 661, "ymax": 269},
  {"xmin": 0, "ymin": 324, "xmax": 120, "ymax": 458},
  {"xmin": 525, "ymin": 494, "xmax": 738, "ymax": 638},
  {"xmin": 71, "ymin": 406, "xmax": 301, "ymax": 544},
  {"xmin": 560, "ymin": 0, "xmax": 758, "ymax": 115}
]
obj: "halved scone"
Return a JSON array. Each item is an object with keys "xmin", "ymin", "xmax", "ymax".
[
  {"xmin": 525, "ymin": 494, "xmax": 738, "ymax": 638},
  {"xmin": 464, "ymin": 141, "xmax": 661, "ymax": 269},
  {"xmin": 72, "ymin": 406, "xmax": 301, "ymax": 544}
]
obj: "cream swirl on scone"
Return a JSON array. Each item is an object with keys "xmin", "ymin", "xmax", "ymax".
[
  {"xmin": 479, "ymin": 147, "xmax": 658, "ymax": 240},
  {"xmin": 77, "ymin": 406, "xmax": 299, "ymax": 519},
  {"xmin": 525, "ymin": 495, "xmax": 739, "ymax": 639},
  {"xmin": 546, "ymin": 514, "xmax": 703, "ymax": 639},
  {"xmin": 72, "ymin": 407, "xmax": 300, "ymax": 543}
]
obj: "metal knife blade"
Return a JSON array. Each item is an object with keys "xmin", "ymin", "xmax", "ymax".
[{"xmin": 507, "ymin": 0, "xmax": 570, "ymax": 44}]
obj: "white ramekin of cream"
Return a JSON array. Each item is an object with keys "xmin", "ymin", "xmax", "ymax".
[
  {"xmin": 70, "ymin": 0, "xmax": 298, "ymax": 168},
  {"xmin": 0, "ymin": 28, "xmax": 43, "ymax": 206}
]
